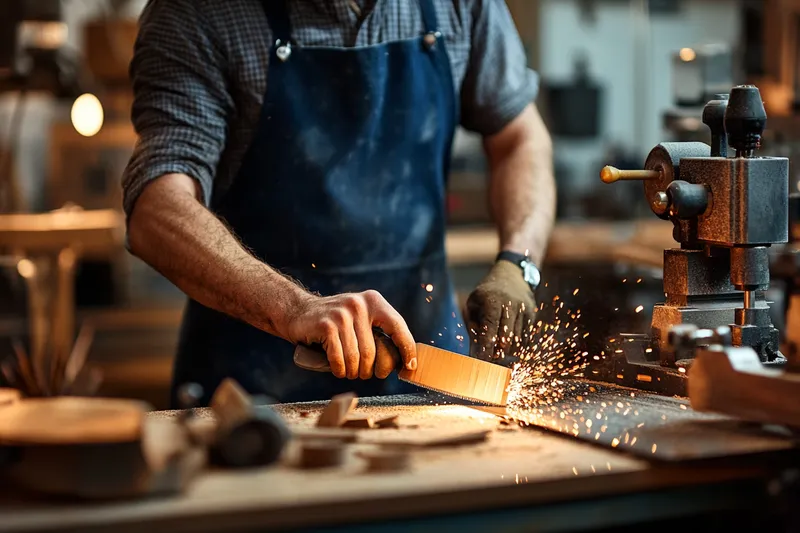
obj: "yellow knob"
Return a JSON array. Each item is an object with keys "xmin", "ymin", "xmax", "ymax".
[{"xmin": 600, "ymin": 166, "xmax": 661, "ymax": 184}]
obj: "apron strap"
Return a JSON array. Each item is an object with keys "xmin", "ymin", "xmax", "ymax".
[
  {"xmin": 418, "ymin": 0, "xmax": 440, "ymax": 34},
  {"xmin": 261, "ymin": 0, "xmax": 293, "ymax": 44}
]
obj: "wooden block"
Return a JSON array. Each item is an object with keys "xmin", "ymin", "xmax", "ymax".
[
  {"xmin": 298, "ymin": 440, "xmax": 345, "ymax": 469},
  {"xmin": 399, "ymin": 344, "xmax": 511, "ymax": 406},
  {"xmin": 210, "ymin": 378, "xmax": 253, "ymax": 435},
  {"xmin": 688, "ymin": 347, "xmax": 800, "ymax": 428},
  {"xmin": 0, "ymin": 397, "xmax": 149, "ymax": 445},
  {"xmin": 374, "ymin": 415, "xmax": 400, "ymax": 429},
  {"xmin": 357, "ymin": 449, "xmax": 410, "ymax": 473},
  {"xmin": 342, "ymin": 416, "xmax": 374, "ymax": 429},
  {"xmin": 316, "ymin": 392, "xmax": 358, "ymax": 428},
  {"xmin": 293, "ymin": 428, "xmax": 359, "ymax": 443}
]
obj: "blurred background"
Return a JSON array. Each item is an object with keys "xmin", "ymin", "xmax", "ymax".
[{"xmin": 0, "ymin": 0, "xmax": 796, "ymax": 409}]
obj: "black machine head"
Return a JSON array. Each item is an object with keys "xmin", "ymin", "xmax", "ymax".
[
  {"xmin": 724, "ymin": 85, "xmax": 767, "ymax": 157},
  {"xmin": 702, "ymin": 93, "xmax": 729, "ymax": 157}
]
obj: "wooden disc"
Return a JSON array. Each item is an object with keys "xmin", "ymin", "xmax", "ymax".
[
  {"xmin": 299, "ymin": 440, "xmax": 344, "ymax": 469},
  {"xmin": 0, "ymin": 397, "xmax": 149, "ymax": 445},
  {"xmin": 359, "ymin": 449, "xmax": 410, "ymax": 473}
]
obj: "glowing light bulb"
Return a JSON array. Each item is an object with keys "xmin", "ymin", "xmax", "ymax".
[
  {"xmin": 71, "ymin": 94, "xmax": 104, "ymax": 137},
  {"xmin": 679, "ymin": 47, "xmax": 696, "ymax": 62},
  {"xmin": 17, "ymin": 259, "xmax": 35, "ymax": 279}
]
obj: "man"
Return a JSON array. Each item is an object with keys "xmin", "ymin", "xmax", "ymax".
[{"xmin": 122, "ymin": 0, "xmax": 555, "ymax": 407}]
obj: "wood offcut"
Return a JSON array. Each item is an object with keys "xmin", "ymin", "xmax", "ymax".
[
  {"xmin": 357, "ymin": 449, "xmax": 410, "ymax": 473},
  {"xmin": 342, "ymin": 416, "xmax": 374, "ymax": 429},
  {"xmin": 689, "ymin": 348, "xmax": 800, "ymax": 428},
  {"xmin": 0, "ymin": 397, "xmax": 205, "ymax": 499},
  {"xmin": 316, "ymin": 392, "xmax": 358, "ymax": 428},
  {"xmin": 299, "ymin": 440, "xmax": 345, "ymax": 469}
]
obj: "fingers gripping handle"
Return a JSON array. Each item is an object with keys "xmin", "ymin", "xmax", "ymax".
[{"xmin": 293, "ymin": 329, "xmax": 402, "ymax": 373}]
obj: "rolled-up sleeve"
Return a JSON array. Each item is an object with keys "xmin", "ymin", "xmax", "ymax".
[
  {"xmin": 121, "ymin": 0, "xmax": 233, "ymax": 218},
  {"xmin": 460, "ymin": 0, "xmax": 539, "ymax": 136}
]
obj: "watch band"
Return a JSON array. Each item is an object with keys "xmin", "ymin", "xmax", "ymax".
[
  {"xmin": 496, "ymin": 251, "xmax": 541, "ymax": 290},
  {"xmin": 496, "ymin": 250, "xmax": 529, "ymax": 265}
]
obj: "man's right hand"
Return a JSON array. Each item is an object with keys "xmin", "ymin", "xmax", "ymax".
[{"xmin": 281, "ymin": 290, "xmax": 417, "ymax": 380}]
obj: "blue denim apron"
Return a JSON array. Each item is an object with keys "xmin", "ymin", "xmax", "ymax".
[{"xmin": 170, "ymin": 0, "xmax": 467, "ymax": 407}]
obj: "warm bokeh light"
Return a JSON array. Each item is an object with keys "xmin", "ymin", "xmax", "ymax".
[
  {"xmin": 71, "ymin": 94, "xmax": 104, "ymax": 137},
  {"xmin": 16, "ymin": 259, "xmax": 35, "ymax": 279},
  {"xmin": 679, "ymin": 47, "xmax": 696, "ymax": 62}
]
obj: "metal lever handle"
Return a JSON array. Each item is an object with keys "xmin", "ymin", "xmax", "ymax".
[{"xmin": 600, "ymin": 166, "xmax": 662, "ymax": 184}]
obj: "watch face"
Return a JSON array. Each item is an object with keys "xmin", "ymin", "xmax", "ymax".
[{"xmin": 521, "ymin": 260, "xmax": 541, "ymax": 289}]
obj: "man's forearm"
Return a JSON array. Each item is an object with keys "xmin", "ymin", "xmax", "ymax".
[
  {"xmin": 484, "ymin": 104, "xmax": 555, "ymax": 266},
  {"xmin": 127, "ymin": 174, "xmax": 310, "ymax": 338}
]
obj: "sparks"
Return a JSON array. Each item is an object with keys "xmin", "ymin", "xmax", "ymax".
[
  {"xmin": 425, "ymin": 284, "xmax": 434, "ymax": 292},
  {"xmin": 635, "ymin": 305, "xmax": 644, "ymax": 313}
]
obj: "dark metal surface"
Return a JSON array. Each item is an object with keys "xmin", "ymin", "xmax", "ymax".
[
  {"xmin": 643, "ymin": 142, "xmax": 710, "ymax": 220},
  {"xmin": 596, "ymin": 86, "xmax": 790, "ymax": 393},
  {"xmin": 684, "ymin": 157, "xmax": 789, "ymax": 246},
  {"xmin": 507, "ymin": 380, "xmax": 799, "ymax": 462}
]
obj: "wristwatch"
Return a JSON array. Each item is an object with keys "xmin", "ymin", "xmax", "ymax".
[{"xmin": 496, "ymin": 251, "xmax": 541, "ymax": 291}]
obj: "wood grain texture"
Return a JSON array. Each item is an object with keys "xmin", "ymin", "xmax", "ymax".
[
  {"xmin": 6, "ymin": 417, "xmax": 205, "ymax": 500},
  {"xmin": 688, "ymin": 347, "xmax": 800, "ymax": 428},
  {"xmin": 0, "ymin": 397, "xmax": 148, "ymax": 445},
  {"xmin": 1, "ymin": 395, "xmax": 797, "ymax": 533},
  {"xmin": 399, "ymin": 344, "xmax": 511, "ymax": 406}
]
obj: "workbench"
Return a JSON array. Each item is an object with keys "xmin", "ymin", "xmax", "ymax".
[{"xmin": 1, "ymin": 393, "xmax": 797, "ymax": 533}]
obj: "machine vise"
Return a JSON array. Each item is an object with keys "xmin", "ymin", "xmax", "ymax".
[{"xmin": 597, "ymin": 85, "xmax": 790, "ymax": 396}]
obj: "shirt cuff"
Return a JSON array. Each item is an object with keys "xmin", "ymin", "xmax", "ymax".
[{"xmin": 463, "ymin": 69, "xmax": 540, "ymax": 136}]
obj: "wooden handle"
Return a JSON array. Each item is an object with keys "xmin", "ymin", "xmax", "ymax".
[
  {"xmin": 293, "ymin": 329, "xmax": 401, "ymax": 373},
  {"xmin": 600, "ymin": 166, "xmax": 661, "ymax": 184}
]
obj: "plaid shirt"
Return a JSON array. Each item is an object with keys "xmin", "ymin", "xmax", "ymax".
[{"xmin": 122, "ymin": 0, "xmax": 539, "ymax": 217}]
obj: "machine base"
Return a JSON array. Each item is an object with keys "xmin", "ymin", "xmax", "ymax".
[{"xmin": 589, "ymin": 334, "xmax": 787, "ymax": 397}]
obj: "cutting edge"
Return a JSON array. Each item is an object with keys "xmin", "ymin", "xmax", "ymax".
[{"xmin": 398, "ymin": 376, "xmax": 508, "ymax": 407}]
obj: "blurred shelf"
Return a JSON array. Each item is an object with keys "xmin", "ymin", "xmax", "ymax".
[
  {"xmin": 0, "ymin": 209, "xmax": 123, "ymax": 252},
  {"xmin": 446, "ymin": 219, "xmax": 672, "ymax": 267}
]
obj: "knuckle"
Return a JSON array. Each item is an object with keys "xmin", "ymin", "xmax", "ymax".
[
  {"xmin": 320, "ymin": 319, "xmax": 336, "ymax": 337},
  {"xmin": 362, "ymin": 289, "xmax": 384, "ymax": 307},
  {"xmin": 346, "ymin": 294, "xmax": 367, "ymax": 316},
  {"xmin": 330, "ymin": 308, "xmax": 349, "ymax": 326}
]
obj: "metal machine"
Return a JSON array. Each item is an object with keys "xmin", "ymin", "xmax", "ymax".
[
  {"xmin": 669, "ymin": 323, "xmax": 800, "ymax": 428},
  {"xmin": 596, "ymin": 85, "xmax": 790, "ymax": 396}
]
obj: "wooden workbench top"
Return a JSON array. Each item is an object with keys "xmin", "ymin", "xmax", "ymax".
[{"xmin": 0, "ymin": 394, "xmax": 791, "ymax": 533}]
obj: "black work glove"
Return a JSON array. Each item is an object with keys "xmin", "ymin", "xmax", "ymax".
[{"xmin": 465, "ymin": 260, "xmax": 538, "ymax": 364}]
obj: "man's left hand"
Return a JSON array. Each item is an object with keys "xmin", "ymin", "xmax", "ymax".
[{"xmin": 465, "ymin": 260, "xmax": 537, "ymax": 363}]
